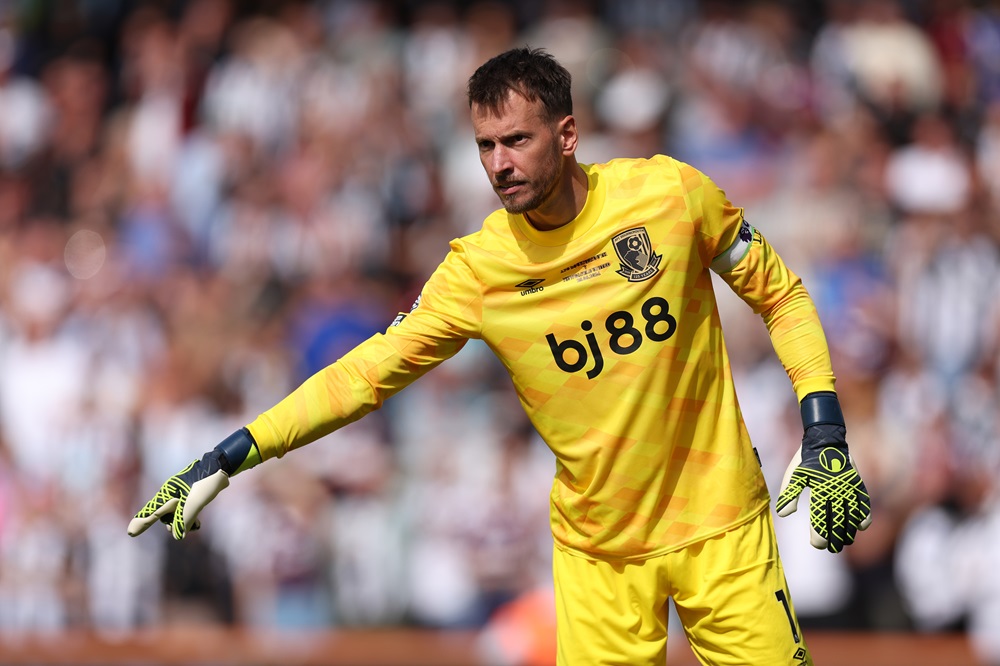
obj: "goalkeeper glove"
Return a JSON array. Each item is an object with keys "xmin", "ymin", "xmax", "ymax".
[
  {"xmin": 128, "ymin": 427, "xmax": 261, "ymax": 540},
  {"xmin": 776, "ymin": 391, "xmax": 872, "ymax": 553}
]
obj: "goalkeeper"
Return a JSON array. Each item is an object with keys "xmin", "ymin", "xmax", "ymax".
[{"xmin": 130, "ymin": 47, "xmax": 871, "ymax": 665}]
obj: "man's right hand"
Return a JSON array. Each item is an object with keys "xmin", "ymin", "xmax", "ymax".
[{"xmin": 128, "ymin": 427, "xmax": 260, "ymax": 540}]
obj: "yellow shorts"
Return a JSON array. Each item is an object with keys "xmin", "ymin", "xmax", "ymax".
[{"xmin": 552, "ymin": 509, "xmax": 812, "ymax": 666}]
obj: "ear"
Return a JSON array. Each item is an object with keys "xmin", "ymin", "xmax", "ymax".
[{"xmin": 557, "ymin": 115, "xmax": 578, "ymax": 156}]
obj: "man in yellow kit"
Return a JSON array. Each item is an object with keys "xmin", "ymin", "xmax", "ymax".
[{"xmin": 129, "ymin": 47, "xmax": 871, "ymax": 665}]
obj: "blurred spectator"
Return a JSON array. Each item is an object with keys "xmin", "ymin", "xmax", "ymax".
[
  {"xmin": 883, "ymin": 111, "xmax": 972, "ymax": 217},
  {"xmin": 966, "ymin": 0, "xmax": 1000, "ymax": 107},
  {"xmin": 0, "ymin": 479, "xmax": 73, "ymax": 634},
  {"xmin": 201, "ymin": 16, "xmax": 304, "ymax": 157},
  {"xmin": 976, "ymin": 101, "xmax": 1000, "ymax": 210},
  {"xmin": 845, "ymin": 0, "xmax": 944, "ymax": 134},
  {"xmin": 889, "ymin": 207, "xmax": 999, "ymax": 390},
  {"xmin": 1, "ymin": 245, "xmax": 88, "ymax": 485},
  {"xmin": 592, "ymin": 34, "xmax": 672, "ymax": 159},
  {"xmin": 0, "ymin": 31, "xmax": 51, "ymax": 171},
  {"xmin": 25, "ymin": 45, "xmax": 109, "ymax": 221}
]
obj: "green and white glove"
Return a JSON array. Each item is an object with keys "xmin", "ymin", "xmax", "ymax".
[
  {"xmin": 128, "ymin": 427, "xmax": 261, "ymax": 540},
  {"xmin": 776, "ymin": 391, "xmax": 872, "ymax": 553}
]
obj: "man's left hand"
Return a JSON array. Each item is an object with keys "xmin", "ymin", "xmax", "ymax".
[{"xmin": 776, "ymin": 422, "xmax": 872, "ymax": 553}]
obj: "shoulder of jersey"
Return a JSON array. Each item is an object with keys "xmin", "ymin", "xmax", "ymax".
[{"xmin": 460, "ymin": 209, "xmax": 513, "ymax": 252}]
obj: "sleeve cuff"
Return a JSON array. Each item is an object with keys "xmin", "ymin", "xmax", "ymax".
[{"xmin": 245, "ymin": 416, "xmax": 287, "ymax": 462}]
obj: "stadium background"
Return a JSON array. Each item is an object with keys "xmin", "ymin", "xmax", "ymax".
[{"xmin": 0, "ymin": 0, "xmax": 998, "ymax": 664}]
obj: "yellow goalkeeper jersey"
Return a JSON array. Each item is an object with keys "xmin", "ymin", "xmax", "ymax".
[{"xmin": 247, "ymin": 155, "xmax": 836, "ymax": 560}]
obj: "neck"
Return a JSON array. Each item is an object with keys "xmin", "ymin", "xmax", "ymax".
[{"xmin": 525, "ymin": 161, "xmax": 588, "ymax": 231}]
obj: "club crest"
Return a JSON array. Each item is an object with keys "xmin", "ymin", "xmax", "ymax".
[{"xmin": 612, "ymin": 227, "xmax": 661, "ymax": 282}]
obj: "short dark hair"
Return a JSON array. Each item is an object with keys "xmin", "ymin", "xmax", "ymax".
[{"xmin": 467, "ymin": 47, "xmax": 573, "ymax": 120}]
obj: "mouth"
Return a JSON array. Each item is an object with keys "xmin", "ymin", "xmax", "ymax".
[{"xmin": 495, "ymin": 181, "xmax": 523, "ymax": 195}]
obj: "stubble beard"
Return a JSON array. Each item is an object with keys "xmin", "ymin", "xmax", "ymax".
[
  {"xmin": 497, "ymin": 154, "xmax": 562, "ymax": 215},
  {"xmin": 501, "ymin": 192, "xmax": 541, "ymax": 215}
]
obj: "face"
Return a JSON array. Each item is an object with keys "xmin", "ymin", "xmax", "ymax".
[{"xmin": 472, "ymin": 91, "xmax": 572, "ymax": 216}]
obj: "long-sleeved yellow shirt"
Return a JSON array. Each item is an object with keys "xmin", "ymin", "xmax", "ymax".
[{"xmin": 247, "ymin": 155, "xmax": 836, "ymax": 560}]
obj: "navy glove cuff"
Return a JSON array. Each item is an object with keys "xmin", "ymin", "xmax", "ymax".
[
  {"xmin": 213, "ymin": 427, "xmax": 257, "ymax": 475},
  {"xmin": 800, "ymin": 391, "xmax": 845, "ymax": 430}
]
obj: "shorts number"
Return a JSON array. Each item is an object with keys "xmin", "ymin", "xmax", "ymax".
[{"xmin": 775, "ymin": 589, "xmax": 800, "ymax": 643}]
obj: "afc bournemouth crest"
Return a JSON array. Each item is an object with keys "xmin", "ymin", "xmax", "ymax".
[{"xmin": 612, "ymin": 227, "xmax": 661, "ymax": 282}]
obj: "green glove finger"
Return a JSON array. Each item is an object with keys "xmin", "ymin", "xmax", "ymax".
[
  {"xmin": 129, "ymin": 450, "xmax": 229, "ymax": 539},
  {"xmin": 775, "ymin": 469, "xmax": 809, "ymax": 516},
  {"xmin": 128, "ymin": 460, "xmax": 199, "ymax": 537},
  {"xmin": 803, "ymin": 464, "xmax": 869, "ymax": 552}
]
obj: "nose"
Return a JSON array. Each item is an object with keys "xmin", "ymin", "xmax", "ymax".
[{"xmin": 490, "ymin": 145, "xmax": 513, "ymax": 176}]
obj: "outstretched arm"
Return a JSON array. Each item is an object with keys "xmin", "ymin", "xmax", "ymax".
[{"xmin": 129, "ymin": 244, "xmax": 483, "ymax": 539}]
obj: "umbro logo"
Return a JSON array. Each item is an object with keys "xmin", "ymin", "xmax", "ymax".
[{"xmin": 516, "ymin": 278, "xmax": 545, "ymax": 296}]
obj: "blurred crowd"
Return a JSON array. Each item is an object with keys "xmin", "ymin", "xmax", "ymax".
[{"xmin": 1, "ymin": 0, "xmax": 1000, "ymax": 663}]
